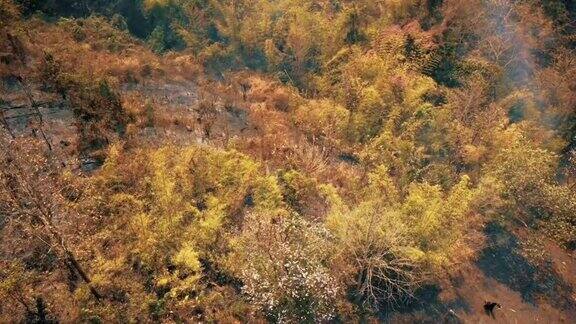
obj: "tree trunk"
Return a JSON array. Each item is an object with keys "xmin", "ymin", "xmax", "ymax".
[{"xmin": 65, "ymin": 251, "xmax": 102, "ymax": 301}]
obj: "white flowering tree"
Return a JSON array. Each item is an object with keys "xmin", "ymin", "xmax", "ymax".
[{"xmin": 227, "ymin": 210, "xmax": 339, "ymax": 322}]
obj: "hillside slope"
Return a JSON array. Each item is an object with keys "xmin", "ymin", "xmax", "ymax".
[{"xmin": 1, "ymin": 0, "xmax": 575, "ymax": 323}]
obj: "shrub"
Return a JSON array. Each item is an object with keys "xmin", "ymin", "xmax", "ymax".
[
  {"xmin": 293, "ymin": 99, "xmax": 349, "ymax": 145},
  {"xmin": 326, "ymin": 201, "xmax": 421, "ymax": 311},
  {"xmin": 228, "ymin": 211, "xmax": 339, "ymax": 322},
  {"xmin": 0, "ymin": 0, "xmax": 19, "ymax": 29}
]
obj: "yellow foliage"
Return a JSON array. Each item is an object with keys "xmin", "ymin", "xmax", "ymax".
[
  {"xmin": 143, "ymin": 0, "xmax": 170, "ymax": 12},
  {"xmin": 252, "ymin": 175, "xmax": 284, "ymax": 211},
  {"xmin": 173, "ymin": 244, "xmax": 202, "ymax": 272},
  {"xmin": 293, "ymin": 99, "xmax": 349, "ymax": 142},
  {"xmin": 401, "ymin": 176, "xmax": 477, "ymax": 266},
  {"xmin": 367, "ymin": 164, "xmax": 399, "ymax": 203}
]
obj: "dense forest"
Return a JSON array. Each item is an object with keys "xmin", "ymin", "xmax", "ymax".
[{"xmin": 0, "ymin": 0, "xmax": 575, "ymax": 322}]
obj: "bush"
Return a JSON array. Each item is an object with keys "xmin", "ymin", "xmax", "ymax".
[
  {"xmin": 489, "ymin": 143, "xmax": 576, "ymax": 248},
  {"xmin": 293, "ymin": 99, "xmax": 349, "ymax": 146},
  {"xmin": 326, "ymin": 200, "xmax": 421, "ymax": 310},
  {"xmin": 0, "ymin": 0, "xmax": 19, "ymax": 28},
  {"xmin": 228, "ymin": 211, "xmax": 339, "ymax": 322}
]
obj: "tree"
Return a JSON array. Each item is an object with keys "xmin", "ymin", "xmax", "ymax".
[
  {"xmin": 0, "ymin": 0, "xmax": 19, "ymax": 29},
  {"xmin": 0, "ymin": 133, "xmax": 102, "ymax": 304},
  {"xmin": 488, "ymin": 141, "xmax": 576, "ymax": 247},
  {"xmin": 148, "ymin": 25, "xmax": 167, "ymax": 53},
  {"xmin": 343, "ymin": 5, "xmax": 365, "ymax": 45},
  {"xmin": 327, "ymin": 200, "xmax": 421, "ymax": 311},
  {"xmin": 228, "ymin": 210, "xmax": 339, "ymax": 322}
]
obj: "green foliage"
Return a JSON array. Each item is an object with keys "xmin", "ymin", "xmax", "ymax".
[
  {"xmin": 278, "ymin": 169, "xmax": 331, "ymax": 219},
  {"xmin": 343, "ymin": 7, "xmax": 365, "ymax": 45},
  {"xmin": 325, "ymin": 169, "xmax": 478, "ymax": 310},
  {"xmin": 0, "ymin": 262, "xmax": 32, "ymax": 303},
  {"xmin": 401, "ymin": 176, "xmax": 477, "ymax": 265},
  {"xmin": 198, "ymin": 42, "xmax": 236, "ymax": 72},
  {"xmin": 148, "ymin": 25, "xmax": 167, "ymax": 53},
  {"xmin": 57, "ymin": 16, "xmax": 136, "ymax": 52},
  {"xmin": 54, "ymin": 145, "xmax": 256, "ymax": 318}
]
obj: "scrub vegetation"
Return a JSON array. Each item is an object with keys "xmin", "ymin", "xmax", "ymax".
[{"xmin": 0, "ymin": 0, "xmax": 575, "ymax": 322}]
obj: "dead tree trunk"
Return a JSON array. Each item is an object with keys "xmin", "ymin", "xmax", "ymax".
[
  {"xmin": 0, "ymin": 108, "xmax": 15, "ymax": 138},
  {"xmin": 0, "ymin": 139, "xmax": 101, "ymax": 301},
  {"xmin": 65, "ymin": 251, "xmax": 102, "ymax": 301},
  {"xmin": 14, "ymin": 76, "xmax": 53, "ymax": 151}
]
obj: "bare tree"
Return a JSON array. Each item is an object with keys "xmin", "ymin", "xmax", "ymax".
[
  {"xmin": 196, "ymin": 95, "xmax": 218, "ymax": 138},
  {"xmin": 0, "ymin": 132, "xmax": 101, "ymax": 301}
]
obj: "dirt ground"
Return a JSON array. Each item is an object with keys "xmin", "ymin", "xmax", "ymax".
[{"xmin": 385, "ymin": 222, "xmax": 576, "ymax": 323}]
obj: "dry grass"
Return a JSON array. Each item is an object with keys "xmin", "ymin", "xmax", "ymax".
[{"xmin": 16, "ymin": 17, "xmax": 202, "ymax": 86}]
